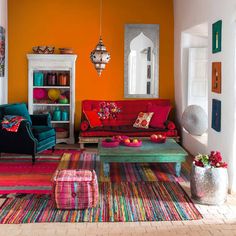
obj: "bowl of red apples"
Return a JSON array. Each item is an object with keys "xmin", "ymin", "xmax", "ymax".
[
  {"xmin": 123, "ymin": 138, "xmax": 142, "ymax": 147},
  {"xmin": 150, "ymin": 134, "xmax": 166, "ymax": 143},
  {"xmin": 112, "ymin": 135, "xmax": 129, "ymax": 144}
]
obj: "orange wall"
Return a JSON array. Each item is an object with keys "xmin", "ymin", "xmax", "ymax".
[{"xmin": 8, "ymin": 0, "xmax": 174, "ymax": 129}]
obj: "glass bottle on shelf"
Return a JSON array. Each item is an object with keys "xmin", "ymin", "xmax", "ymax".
[
  {"xmin": 47, "ymin": 73, "xmax": 57, "ymax": 86},
  {"xmin": 53, "ymin": 107, "xmax": 61, "ymax": 121}
]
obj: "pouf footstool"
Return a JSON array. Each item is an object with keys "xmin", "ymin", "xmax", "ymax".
[{"xmin": 52, "ymin": 169, "xmax": 99, "ymax": 209}]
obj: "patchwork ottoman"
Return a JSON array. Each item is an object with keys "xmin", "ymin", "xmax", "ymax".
[{"xmin": 52, "ymin": 169, "xmax": 99, "ymax": 209}]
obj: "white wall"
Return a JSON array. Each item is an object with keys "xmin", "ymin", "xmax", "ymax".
[
  {"xmin": 0, "ymin": 0, "xmax": 8, "ymax": 104},
  {"xmin": 174, "ymin": 0, "xmax": 236, "ymax": 192},
  {"xmin": 181, "ymin": 33, "xmax": 208, "ymax": 110}
]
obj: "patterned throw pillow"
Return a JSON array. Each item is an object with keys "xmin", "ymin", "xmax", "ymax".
[{"xmin": 133, "ymin": 112, "xmax": 154, "ymax": 129}]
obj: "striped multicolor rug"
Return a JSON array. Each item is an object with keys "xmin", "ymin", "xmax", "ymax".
[
  {"xmin": 58, "ymin": 151, "xmax": 191, "ymax": 183},
  {"xmin": 0, "ymin": 150, "xmax": 78, "ymax": 194},
  {"xmin": 0, "ymin": 155, "xmax": 61, "ymax": 194},
  {"xmin": 0, "ymin": 150, "xmax": 191, "ymax": 195},
  {"xmin": 0, "ymin": 181, "xmax": 202, "ymax": 223}
]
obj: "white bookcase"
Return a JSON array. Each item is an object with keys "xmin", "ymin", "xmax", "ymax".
[{"xmin": 27, "ymin": 54, "xmax": 77, "ymax": 144}]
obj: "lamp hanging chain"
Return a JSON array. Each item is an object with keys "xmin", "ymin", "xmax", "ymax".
[{"xmin": 100, "ymin": 0, "xmax": 102, "ymax": 37}]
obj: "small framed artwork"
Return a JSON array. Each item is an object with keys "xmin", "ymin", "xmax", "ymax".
[
  {"xmin": 212, "ymin": 20, "xmax": 222, "ymax": 53},
  {"xmin": 147, "ymin": 65, "xmax": 151, "ymax": 79},
  {"xmin": 212, "ymin": 99, "xmax": 221, "ymax": 132},
  {"xmin": 147, "ymin": 47, "xmax": 151, "ymax": 61},
  {"xmin": 0, "ymin": 26, "xmax": 5, "ymax": 77},
  {"xmin": 147, "ymin": 81, "xmax": 151, "ymax": 94},
  {"xmin": 212, "ymin": 62, "xmax": 221, "ymax": 93}
]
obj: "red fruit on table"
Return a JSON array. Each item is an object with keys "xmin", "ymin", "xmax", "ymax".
[
  {"xmin": 151, "ymin": 134, "xmax": 158, "ymax": 140},
  {"xmin": 124, "ymin": 139, "xmax": 131, "ymax": 144}
]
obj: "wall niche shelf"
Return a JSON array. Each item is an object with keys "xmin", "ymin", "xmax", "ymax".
[{"xmin": 27, "ymin": 54, "xmax": 77, "ymax": 144}]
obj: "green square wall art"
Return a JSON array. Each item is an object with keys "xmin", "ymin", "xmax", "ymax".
[{"xmin": 212, "ymin": 20, "xmax": 222, "ymax": 53}]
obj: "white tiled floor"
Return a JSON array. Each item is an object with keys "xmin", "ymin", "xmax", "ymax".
[{"xmin": 0, "ymin": 146, "xmax": 236, "ymax": 235}]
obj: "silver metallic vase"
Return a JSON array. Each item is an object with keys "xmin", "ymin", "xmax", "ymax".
[{"xmin": 190, "ymin": 163, "xmax": 228, "ymax": 205}]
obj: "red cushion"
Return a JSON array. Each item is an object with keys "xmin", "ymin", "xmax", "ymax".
[
  {"xmin": 166, "ymin": 121, "xmax": 176, "ymax": 130},
  {"xmin": 83, "ymin": 110, "xmax": 102, "ymax": 128},
  {"xmin": 80, "ymin": 120, "xmax": 89, "ymax": 131},
  {"xmin": 147, "ymin": 103, "xmax": 171, "ymax": 129}
]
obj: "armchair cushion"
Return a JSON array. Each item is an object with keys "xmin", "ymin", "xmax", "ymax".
[
  {"xmin": 30, "ymin": 114, "xmax": 51, "ymax": 126},
  {"xmin": 32, "ymin": 126, "xmax": 56, "ymax": 141},
  {"xmin": 4, "ymin": 103, "xmax": 32, "ymax": 124}
]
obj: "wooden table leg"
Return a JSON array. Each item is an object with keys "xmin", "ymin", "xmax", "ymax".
[
  {"xmin": 175, "ymin": 162, "xmax": 181, "ymax": 177},
  {"xmin": 103, "ymin": 162, "xmax": 110, "ymax": 177}
]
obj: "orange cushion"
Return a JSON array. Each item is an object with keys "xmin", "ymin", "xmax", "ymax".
[{"xmin": 84, "ymin": 110, "xmax": 102, "ymax": 128}]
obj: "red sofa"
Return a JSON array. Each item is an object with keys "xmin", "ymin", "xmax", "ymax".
[{"xmin": 79, "ymin": 99, "xmax": 178, "ymax": 148}]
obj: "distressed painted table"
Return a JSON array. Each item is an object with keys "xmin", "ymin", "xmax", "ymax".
[{"xmin": 98, "ymin": 139, "xmax": 188, "ymax": 177}]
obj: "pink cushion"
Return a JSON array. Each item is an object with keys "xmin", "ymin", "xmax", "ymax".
[{"xmin": 147, "ymin": 103, "xmax": 171, "ymax": 129}]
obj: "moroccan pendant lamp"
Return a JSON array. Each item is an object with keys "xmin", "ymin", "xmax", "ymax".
[{"xmin": 90, "ymin": 0, "xmax": 111, "ymax": 76}]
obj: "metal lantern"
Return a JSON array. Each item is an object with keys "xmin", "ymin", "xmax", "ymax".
[{"xmin": 90, "ymin": 37, "xmax": 111, "ymax": 76}]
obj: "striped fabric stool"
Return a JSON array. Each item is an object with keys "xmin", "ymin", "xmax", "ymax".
[{"xmin": 52, "ymin": 169, "xmax": 99, "ymax": 210}]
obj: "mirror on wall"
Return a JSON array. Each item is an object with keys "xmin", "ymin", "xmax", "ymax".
[{"xmin": 124, "ymin": 24, "xmax": 159, "ymax": 98}]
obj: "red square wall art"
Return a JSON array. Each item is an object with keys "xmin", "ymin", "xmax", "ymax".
[{"xmin": 212, "ymin": 62, "xmax": 221, "ymax": 93}]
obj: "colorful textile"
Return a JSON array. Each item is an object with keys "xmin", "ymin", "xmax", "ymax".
[
  {"xmin": 0, "ymin": 154, "xmax": 61, "ymax": 194},
  {"xmin": 0, "ymin": 181, "xmax": 202, "ymax": 223},
  {"xmin": 98, "ymin": 102, "xmax": 121, "ymax": 120},
  {"xmin": 1, "ymin": 115, "xmax": 25, "ymax": 132},
  {"xmin": 0, "ymin": 150, "xmax": 191, "ymax": 194},
  {"xmin": 3, "ymin": 103, "xmax": 32, "ymax": 124},
  {"xmin": 133, "ymin": 112, "xmax": 154, "ymax": 129},
  {"xmin": 53, "ymin": 169, "xmax": 98, "ymax": 209}
]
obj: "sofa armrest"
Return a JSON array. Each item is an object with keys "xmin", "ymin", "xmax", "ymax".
[
  {"xmin": 0, "ymin": 120, "xmax": 38, "ymax": 149},
  {"xmin": 0, "ymin": 120, "xmax": 37, "ymax": 153},
  {"xmin": 30, "ymin": 114, "xmax": 52, "ymax": 127}
]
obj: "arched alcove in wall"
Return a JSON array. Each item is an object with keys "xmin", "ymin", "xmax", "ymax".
[{"xmin": 128, "ymin": 32, "xmax": 154, "ymax": 95}]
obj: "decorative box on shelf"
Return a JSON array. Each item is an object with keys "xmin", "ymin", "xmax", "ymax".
[{"xmin": 27, "ymin": 54, "xmax": 77, "ymax": 144}]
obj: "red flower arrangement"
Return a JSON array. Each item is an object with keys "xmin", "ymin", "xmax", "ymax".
[
  {"xmin": 194, "ymin": 151, "xmax": 227, "ymax": 168},
  {"xmin": 98, "ymin": 102, "xmax": 121, "ymax": 120}
]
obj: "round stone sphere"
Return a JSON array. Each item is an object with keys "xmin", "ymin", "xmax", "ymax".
[{"xmin": 181, "ymin": 105, "xmax": 208, "ymax": 136}]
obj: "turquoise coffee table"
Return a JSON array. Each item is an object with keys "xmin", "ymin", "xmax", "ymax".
[{"xmin": 98, "ymin": 138, "xmax": 188, "ymax": 177}]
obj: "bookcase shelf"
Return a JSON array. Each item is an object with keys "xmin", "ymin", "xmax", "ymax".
[{"xmin": 27, "ymin": 54, "xmax": 77, "ymax": 144}]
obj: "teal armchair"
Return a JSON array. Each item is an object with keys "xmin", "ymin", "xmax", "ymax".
[{"xmin": 0, "ymin": 103, "xmax": 56, "ymax": 163}]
